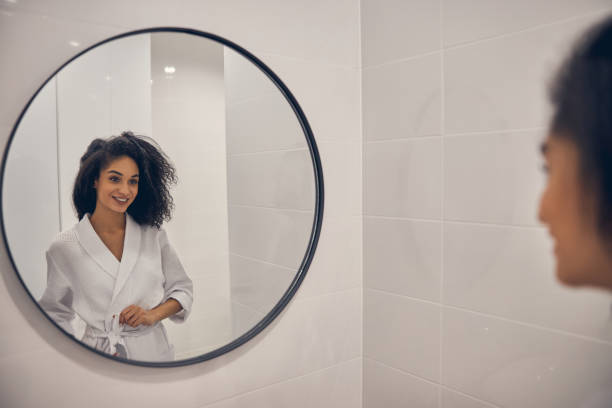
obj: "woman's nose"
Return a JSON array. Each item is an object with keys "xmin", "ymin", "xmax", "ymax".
[{"xmin": 118, "ymin": 183, "xmax": 130, "ymax": 195}]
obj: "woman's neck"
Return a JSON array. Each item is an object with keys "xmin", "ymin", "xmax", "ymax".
[{"xmin": 89, "ymin": 206, "xmax": 126, "ymax": 234}]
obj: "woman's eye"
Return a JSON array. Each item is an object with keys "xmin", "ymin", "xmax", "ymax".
[
  {"xmin": 129, "ymin": 179, "xmax": 139, "ymax": 185},
  {"xmin": 541, "ymin": 163, "xmax": 550, "ymax": 174},
  {"xmin": 110, "ymin": 176, "xmax": 120, "ymax": 182}
]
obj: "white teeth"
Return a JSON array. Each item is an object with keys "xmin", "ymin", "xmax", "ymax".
[{"xmin": 113, "ymin": 197, "xmax": 128, "ymax": 202}]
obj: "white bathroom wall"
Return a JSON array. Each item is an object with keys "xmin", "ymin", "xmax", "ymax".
[
  {"xmin": 149, "ymin": 33, "xmax": 233, "ymax": 359},
  {"xmin": 0, "ymin": 1, "xmax": 361, "ymax": 408},
  {"xmin": 1, "ymin": 78, "xmax": 59, "ymax": 300},
  {"xmin": 362, "ymin": 1, "xmax": 612, "ymax": 408},
  {"xmin": 224, "ymin": 47, "xmax": 309, "ymax": 337}
]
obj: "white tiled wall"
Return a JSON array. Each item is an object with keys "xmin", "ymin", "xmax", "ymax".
[
  {"xmin": 0, "ymin": 1, "xmax": 362, "ymax": 407},
  {"xmin": 4, "ymin": 1, "xmax": 612, "ymax": 407},
  {"xmin": 363, "ymin": 1, "xmax": 612, "ymax": 408}
]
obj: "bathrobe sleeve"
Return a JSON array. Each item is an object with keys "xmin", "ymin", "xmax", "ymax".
[
  {"xmin": 39, "ymin": 251, "xmax": 75, "ymax": 335},
  {"xmin": 159, "ymin": 229, "xmax": 193, "ymax": 323}
]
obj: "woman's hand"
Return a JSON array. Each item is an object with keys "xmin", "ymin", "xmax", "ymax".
[{"xmin": 119, "ymin": 305, "xmax": 158, "ymax": 327}]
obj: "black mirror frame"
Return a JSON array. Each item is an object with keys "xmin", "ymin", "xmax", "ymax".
[{"xmin": 0, "ymin": 27, "xmax": 324, "ymax": 367}]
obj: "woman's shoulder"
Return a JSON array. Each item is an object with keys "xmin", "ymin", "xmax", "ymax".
[
  {"xmin": 136, "ymin": 221, "xmax": 168, "ymax": 243},
  {"xmin": 47, "ymin": 224, "xmax": 79, "ymax": 255}
]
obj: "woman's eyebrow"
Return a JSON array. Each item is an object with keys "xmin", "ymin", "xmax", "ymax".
[
  {"xmin": 540, "ymin": 141, "xmax": 549, "ymax": 155},
  {"xmin": 106, "ymin": 170, "xmax": 139, "ymax": 177}
]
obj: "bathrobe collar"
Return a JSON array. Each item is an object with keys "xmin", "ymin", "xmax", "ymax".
[{"xmin": 75, "ymin": 213, "xmax": 142, "ymax": 303}]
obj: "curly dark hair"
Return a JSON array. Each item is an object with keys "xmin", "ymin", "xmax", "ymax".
[
  {"xmin": 549, "ymin": 15, "xmax": 612, "ymax": 242},
  {"xmin": 72, "ymin": 131, "xmax": 177, "ymax": 228}
]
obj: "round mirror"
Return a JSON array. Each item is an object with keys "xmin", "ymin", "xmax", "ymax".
[{"xmin": 0, "ymin": 28, "xmax": 323, "ymax": 367}]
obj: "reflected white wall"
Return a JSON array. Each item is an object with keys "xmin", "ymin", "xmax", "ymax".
[
  {"xmin": 2, "ymin": 78, "xmax": 59, "ymax": 300},
  {"xmin": 224, "ymin": 48, "xmax": 315, "ymax": 338},
  {"xmin": 150, "ymin": 33, "xmax": 232, "ymax": 358}
]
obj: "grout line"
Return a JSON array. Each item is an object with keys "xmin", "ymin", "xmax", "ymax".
[
  {"xmin": 228, "ymin": 204, "xmax": 314, "ymax": 214},
  {"xmin": 255, "ymin": 50, "xmax": 361, "ymax": 70},
  {"xmin": 439, "ymin": 385, "xmax": 502, "ymax": 408},
  {"xmin": 362, "ymin": 50, "xmax": 442, "ymax": 71},
  {"xmin": 365, "ymin": 215, "xmax": 442, "ymax": 223},
  {"xmin": 365, "ymin": 134, "xmax": 442, "ymax": 144},
  {"xmin": 439, "ymin": 1, "xmax": 445, "ymax": 405},
  {"xmin": 364, "ymin": 356, "xmax": 440, "ymax": 386},
  {"xmin": 444, "ymin": 126, "xmax": 546, "ymax": 138},
  {"xmin": 357, "ymin": 0, "xmax": 366, "ymax": 402},
  {"xmin": 367, "ymin": 287, "xmax": 442, "ymax": 307},
  {"xmin": 0, "ymin": 4, "xmax": 130, "ymax": 31},
  {"xmin": 444, "ymin": 219, "xmax": 545, "ymax": 230},
  {"xmin": 366, "ymin": 288, "xmax": 612, "ymax": 346},
  {"xmin": 443, "ymin": 7, "xmax": 612, "ymax": 51},
  {"xmin": 228, "ymin": 147, "xmax": 308, "ymax": 157},
  {"xmin": 365, "ymin": 214, "xmax": 547, "ymax": 231},
  {"xmin": 443, "ymin": 303, "xmax": 612, "ymax": 346},
  {"xmin": 229, "ymin": 252, "xmax": 296, "ymax": 272},
  {"xmin": 365, "ymin": 357, "xmax": 503, "ymax": 407},
  {"xmin": 364, "ymin": 127, "xmax": 546, "ymax": 144},
  {"xmin": 198, "ymin": 357, "xmax": 363, "ymax": 408}
]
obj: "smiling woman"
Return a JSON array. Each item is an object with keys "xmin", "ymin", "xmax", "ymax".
[{"xmin": 39, "ymin": 132, "xmax": 193, "ymax": 361}]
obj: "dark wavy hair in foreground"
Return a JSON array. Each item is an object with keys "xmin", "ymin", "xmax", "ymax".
[
  {"xmin": 72, "ymin": 131, "xmax": 177, "ymax": 228},
  {"xmin": 549, "ymin": 15, "xmax": 612, "ymax": 242}
]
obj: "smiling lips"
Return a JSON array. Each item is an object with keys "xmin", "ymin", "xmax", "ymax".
[{"xmin": 113, "ymin": 196, "xmax": 129, "ymax": 205}]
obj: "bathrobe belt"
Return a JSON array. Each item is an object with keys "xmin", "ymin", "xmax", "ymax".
[{"xmin": 84, "ymin": 318, "xmax": 158, "ymax": 358}]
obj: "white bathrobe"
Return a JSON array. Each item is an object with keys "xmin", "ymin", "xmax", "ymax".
[{"xmin": 39, "ymin": 213, "xmax": 193, "ymax": 362}]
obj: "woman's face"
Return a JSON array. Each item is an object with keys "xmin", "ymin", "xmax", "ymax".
[
  {"xmin": 93, "ymin": 155, "xmax": 139, "ymax": 215},
  {"xmin": 538, "ymin": 135, "xmax": 612, "ymax": 289}
]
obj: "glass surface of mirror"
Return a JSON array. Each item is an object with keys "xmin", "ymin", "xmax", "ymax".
[{"xmin": 1, "ymin": 30, "xmax": 321, "ymax": 365}]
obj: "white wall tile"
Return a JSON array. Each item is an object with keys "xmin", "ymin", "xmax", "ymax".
[
  {"xmin": 364, "ymin": 358, "xmax": 438, "ymax": 408},
  {"xmin": 365, "ymin": 289, "xmax": 440, "ymax": 381},
  {"xmin": 318, "ymin": 142, "xmax": 362, "ymax": 218},
  {"xmin": 203, "ymin": 358, "xmax": 362, "ymax": 408},
  {"xmin": 366, "ymin": 138, "xmax": 442, "ymax": 219},
  {"xmin": 224, "ymin": 47, "xmax": 279, "ymax": 106},
  {"xmin": 228, "ymin": 206, "xmax": 313, "ymax": 271},
  {"xmin": 0, "ymin": 291, "xmax": 53, "ymax": 360},
  {"xmin": 296, "ymin": 216, "xmax": 362, "ymax": 300},
  {"xmin": 0, "ymin": 8, "xmax": 123, "ymax": 127},
  {"xmin": 444, "ymin": 223, "xmax": 612, "ymax": 342},
  {"xmin": 443, "ymin": 0, "xmax": 612, "ymax": 47},
  {"xmin": 226, "ymin": 93, "xmax": 306, "ymax": 155},
  {"xmin": 444, "ymin": 13, "xmax": 608, "ymax": 134},
  {"xmin": 365, "ymin": 217, "xmax": 441, "ymax": 302},
  {"xmin": 0, "ymin": 289, "xmax": 361, "ymax": 408},
  {"xmin": 2, "ymin": 0, "xmax": 360, "ymax": 67},
  {"xmin": 2, "ymin": 78, "xmax": 59, "ymax": 300},
  {"xmin": 229, "ymin": 254, "xmax": 294, "ymax": 314},
  {"xmin": 444, "ymin": 131, "xmax": 545, "ymax": 225},
  {"xmin": 363, "ymin": 53, "xmax": 442, "ymax": 141},
  {"xmin": 227, "ymin": 149, "xmax": 315, "ymax": 211},
  {"xmin": 366, "ymin": 139, "xmax": 441, "ymax": 219},
  {"xmin": 441, "ymin": 389, "xmax": 499, "ymax": 408},
  {"xmin": 260, "ymin": 55, "xmax": 361, "ymax": 143},
  {"xmin": 361, "ymin": 0, "xmax": 441, "ymax": 67},
  {"xmin": 443, "ymin": 307, "xmax": 612, "ymax": 408}
]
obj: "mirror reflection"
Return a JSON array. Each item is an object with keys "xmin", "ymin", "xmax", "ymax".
[{"xmin": 2, "ymin": 32, "xmax": 316, "ymax": 362}]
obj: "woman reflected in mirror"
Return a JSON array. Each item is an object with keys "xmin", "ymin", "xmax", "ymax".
[
  {"xmin": 39, "ymin": 131, "xmax": 193, "ymax": 361},
  {"xmin": 539, "ymin": 16, "xmax": 612, "ymax": 291}
]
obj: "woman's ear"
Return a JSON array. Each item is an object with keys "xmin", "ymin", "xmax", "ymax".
[{"xmin": 93, "ymin": 179, "xmax": 98, "ymax": 189}]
